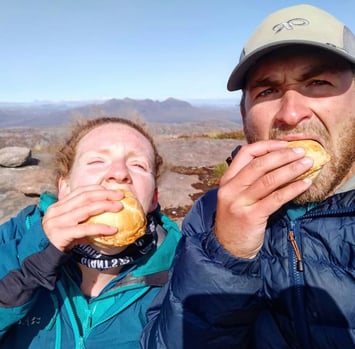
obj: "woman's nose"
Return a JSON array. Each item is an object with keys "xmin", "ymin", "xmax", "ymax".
[
  {"xmin": 105, "ymin": 161, "xmax": 132, "ymax": 183},
  {"xmin": 274, "ymin": 89, "xmax": 313, "ymax": 126}
]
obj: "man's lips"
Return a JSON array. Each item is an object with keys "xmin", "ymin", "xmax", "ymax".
[{"xmin": 277, "ymin": 135, "xmax": 323, "ymax": 147}]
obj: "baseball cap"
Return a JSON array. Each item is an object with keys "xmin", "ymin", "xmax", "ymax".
[{"xmin": 227, "ymin": 4, "xmax": 355, "ymax": 91}]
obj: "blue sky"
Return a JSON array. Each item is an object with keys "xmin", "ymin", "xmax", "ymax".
[{"xmin": 1, "ymin": 0, "xmax": 354, "ymax": 103}]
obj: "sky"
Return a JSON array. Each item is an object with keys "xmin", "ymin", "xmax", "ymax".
[{"xmin": 0, "ymin": 0, "xmax": 354, "ymax": 104}]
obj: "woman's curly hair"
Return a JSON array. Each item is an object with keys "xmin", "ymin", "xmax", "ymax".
[{"xmin": 55, "ymin": 117, "xmax": 163, "ymax": 183}]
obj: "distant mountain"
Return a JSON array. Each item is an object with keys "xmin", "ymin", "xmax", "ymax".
[{"xmin": 0, "ymin": 97, "xmax": 242, "ymax": 128}]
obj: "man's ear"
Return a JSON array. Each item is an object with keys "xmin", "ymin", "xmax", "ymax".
[
  {"xmin": 57, "ymin": 177, "xmax": 70, "ymax": 200},
  {"xmin": 148, "ymin": 187, "xmax": 159, "ymax": 212}
]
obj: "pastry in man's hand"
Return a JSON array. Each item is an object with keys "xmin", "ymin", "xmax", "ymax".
[{"xmin": 287, "ymin": 140, "xmax": 331, "ymax": 180}]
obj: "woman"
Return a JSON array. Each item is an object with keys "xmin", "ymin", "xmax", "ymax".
[{"xmin": 0, "ymin": 117, "xmax": 180, "ymax": 348}]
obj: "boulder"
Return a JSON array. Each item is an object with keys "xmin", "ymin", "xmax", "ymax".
[{"xmin": 0, "ymin": 147, "xmax": 32, "ymax": 167}]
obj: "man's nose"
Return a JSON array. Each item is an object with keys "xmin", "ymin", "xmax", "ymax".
[
  {"xmin": 274, "ymin": 90, "xmax": 313, "ymax": 126},
  {"xmin": 105, "ymin": 161, "xmax": 132, "ymax": 183}
]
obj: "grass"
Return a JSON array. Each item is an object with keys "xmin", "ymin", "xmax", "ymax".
[
  {"xmin": 177, "ymin": 130, "xmax": 245, "ymax": 140},
  {"xmin": 213, "ymin": 162, "xmax": 228, "ymax": 179}
]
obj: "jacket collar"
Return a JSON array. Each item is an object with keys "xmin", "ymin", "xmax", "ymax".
[{"xmin": 335, "ymin": 175, "xmax": 355, "ymax": 194}]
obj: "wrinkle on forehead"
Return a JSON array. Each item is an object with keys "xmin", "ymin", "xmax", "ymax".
[
  {"xmin": 246, "ymin": 46, "xmax": 353, "ymax": 88},
  {"xmin": 78, "ymin": 124, "xmax": 151, "ymax": 150},
  {"xmin": 76, "ymin": 123, "xmax": 155, "ymax": 164}
]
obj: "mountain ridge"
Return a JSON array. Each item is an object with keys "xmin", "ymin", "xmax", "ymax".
[{"xmin": 0, "ymin": 97, "xmax": 242, "ymax": 128}]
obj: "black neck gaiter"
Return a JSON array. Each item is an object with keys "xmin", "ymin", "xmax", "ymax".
[{"xmin": 71, "ymin": 214, "xmax": 158, "ymax": 270}]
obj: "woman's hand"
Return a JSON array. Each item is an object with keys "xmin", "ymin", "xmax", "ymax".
[{"xmin": 42, "ymin": 185, "xmax": 124, "ymax": 252}]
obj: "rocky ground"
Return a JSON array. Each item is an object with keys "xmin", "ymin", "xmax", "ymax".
[{"xmin": 0, "ymin": 126, "xmax": 244, "ymax": 225}]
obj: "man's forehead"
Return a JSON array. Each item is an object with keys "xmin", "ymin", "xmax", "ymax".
[{"xmin": 246, "ymin": 46, "xmax": 351, "ymax": 82}]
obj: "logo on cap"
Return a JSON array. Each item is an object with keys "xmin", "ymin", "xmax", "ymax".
[{"xmin": 273, "ymin": 18, "xmax": 310, "ymax": 33}]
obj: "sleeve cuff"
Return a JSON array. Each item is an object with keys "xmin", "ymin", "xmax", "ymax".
[{"xmin": 202, "ymin": 230, "xmax": 261, "ymax": 277}]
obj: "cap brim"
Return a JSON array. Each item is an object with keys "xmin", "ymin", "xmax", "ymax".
[{"xmin": 227, "ymin": 41, "xmax": 355, "ymax": 91}]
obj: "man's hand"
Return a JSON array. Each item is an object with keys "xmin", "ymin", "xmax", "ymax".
[{"xmin": 215, "ymin": 141, "xmax": 313, "ymax": 258}]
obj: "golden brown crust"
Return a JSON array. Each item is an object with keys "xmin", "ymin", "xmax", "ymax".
[
  {"xmin": 287, "ymin": 140, "xmax": 331, "ymax": 180},
  {"xmin": 86, "ymin": 190, "xmax": 147, "ymax": 248}
]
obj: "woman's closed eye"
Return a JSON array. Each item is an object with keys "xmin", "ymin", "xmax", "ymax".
[
  {"xmin": 128, "ymin": 159, "xmax": 153, "ymax": 173},
  {"xmin": 86, "ymin": 158, "xmax": 106, "ymax": 165},
  {"xmin": 131, "ymin": 162, "xmax": 148, "ymax": 170}
]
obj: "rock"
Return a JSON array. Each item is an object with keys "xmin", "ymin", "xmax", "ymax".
[
  {"xmin": 0, "ymin": 147, "xmax": 32, "ymax": 167},
  {"xmin": 158, "ymin": 170, "xmax": 201, "ymax": 208},
  {"xmin": 0, "ymin": 127, "xmax": 245, "ymax": 225},
  {"xmin": 0, "ymin": 190, "xmax": 40, "ymax": 224},
  {"xmin": 156, "ymin": 138, "xmax": 238, "ymax": 167},
  {"xmin": 15, "ymin": 167, "xmax": 56, "ymax": 195}
]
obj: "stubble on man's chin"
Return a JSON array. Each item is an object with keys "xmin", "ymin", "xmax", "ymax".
[
  {"xmin": 292, "ymin": 175, "xmax": 334, "ymax": 205},
  {"xmin": 245, "ymin": 121, "xmax": 355, "ymax": 205},
  {"xmin": 292, "ymin": 135, "xmax": 355, "ymax": 205},
  {"xmin": 293, "ymin": 159, "xmax": 354, "ymax": 205}
]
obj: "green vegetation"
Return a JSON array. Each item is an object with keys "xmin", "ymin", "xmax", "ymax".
[
  {"xmin": 177, "ymin": 130, "xmax": 245, "ymax": 140},
  {"xmin": 213, "ymin": 162, "xmax": 228, "ymax": 179},
  {"xmin": 210, "ymin": 130, "xmax": 245, "ymax": 140}
]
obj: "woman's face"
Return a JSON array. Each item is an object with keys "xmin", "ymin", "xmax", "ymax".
[{"xmin": 58, "ymin": 123, "xmax": 158, "ymax": 213}]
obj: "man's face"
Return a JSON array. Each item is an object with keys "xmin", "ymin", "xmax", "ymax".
[
  {"xmin": 59, "ymin": 123, "xmax": 158, "ymax": 213},
  {"xmin": 242, "ymin": 47, "xmax": 355, "ymax": 203}
]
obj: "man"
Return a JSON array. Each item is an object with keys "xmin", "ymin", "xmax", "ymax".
[{"xmin": 141, "ymin": 5, "xmax": 355, "ymax": 349}]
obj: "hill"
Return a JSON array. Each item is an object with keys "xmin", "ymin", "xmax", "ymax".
[{"xmin": 0, "ymin": 97, "xmax": 242, "ymax": 128}]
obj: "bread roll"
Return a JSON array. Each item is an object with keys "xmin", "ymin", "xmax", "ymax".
[
  {"xmin": 87, "ymin": 190, "xmax": 147, "ymax": 248},
  {"xmin": 287, "ymin": 140, "xmax": 331, "ymax": 180}
]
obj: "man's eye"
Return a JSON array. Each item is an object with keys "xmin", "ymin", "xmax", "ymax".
[
  {"xmin": 257, "ymin": 88, "xmax": 274, "ymax": 97},
  {"xmin": 310, "ymin": 79, "xmax": 330, "ymax": 86}
]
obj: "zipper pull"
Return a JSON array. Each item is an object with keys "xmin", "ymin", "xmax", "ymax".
[{"xmin": 289, "ymin": 230, "xmax": 304, "ymax": 272}]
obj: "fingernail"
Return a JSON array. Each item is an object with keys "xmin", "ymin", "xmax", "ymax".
[
  {"xmin": 292, "ymin": 147, "xmax": 305, "ymax": 154},
  {"xmin": 303, "ymin": 178, "xmax": 312, "ymax": 185},
  {"xmin": 300, "ymin": 157, "xmax": 313, "ymax": 165}
]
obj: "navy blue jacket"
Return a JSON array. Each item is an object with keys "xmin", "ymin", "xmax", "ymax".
[{"xmin": 141, "ymin": 181, "xmax": 355, "ymax": 349}]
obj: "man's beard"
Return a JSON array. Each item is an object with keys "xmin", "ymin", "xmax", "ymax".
[{"xmin": 245, "ymin": 119, "xmax": 355, "ymax": 204}]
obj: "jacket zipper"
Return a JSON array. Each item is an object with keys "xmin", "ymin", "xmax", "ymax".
[
  {"xmin": 289, "ymin": 230, "xmax": 304, "ymax": 272},
  {"xmin": 286, "ymin": 203, "xmax": 355, "ymax": 348},
  {"xmin": 287, "ymin": 220, "xmax": 312, "ymax": 349},
  {"xmin": 288, "ymin": 205, "xmax": 355, "ymax": 274}
]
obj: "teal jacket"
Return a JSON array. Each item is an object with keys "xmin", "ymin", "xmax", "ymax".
[{"xmin": 0, "ymin": 192, "xmax": 181, "ymax": 348}]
